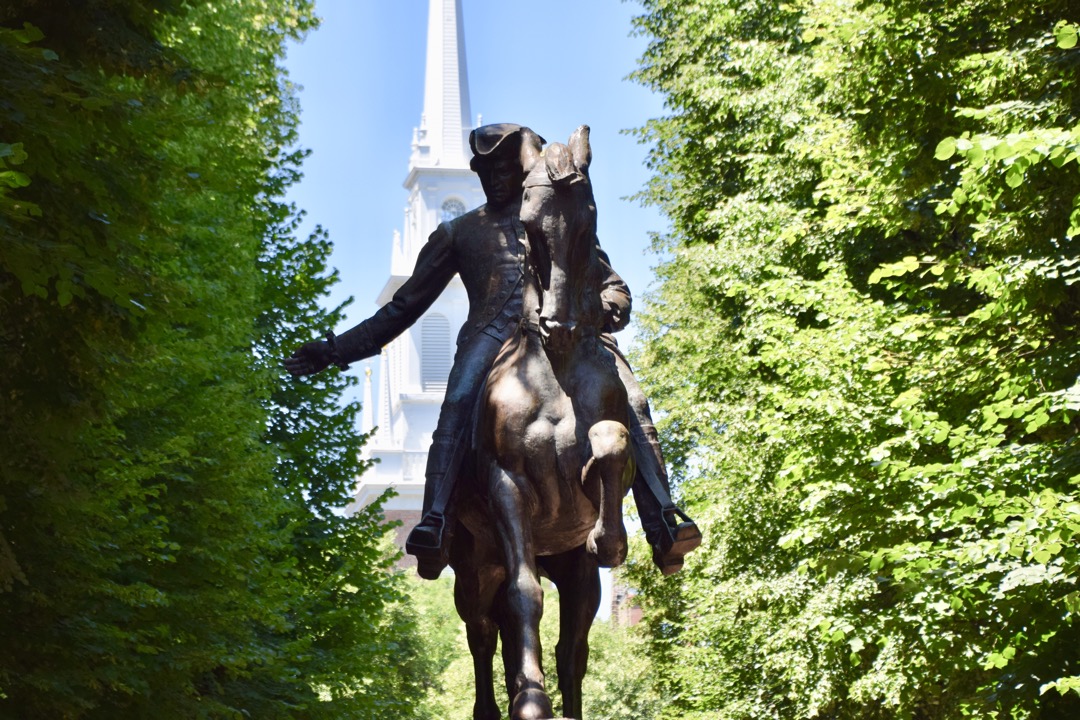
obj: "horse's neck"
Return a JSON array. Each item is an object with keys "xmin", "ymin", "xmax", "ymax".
[
  {"xmin": 561, "ymin": 246, "xmax": 605, "ymax": 329},
  {"xmin": 516, "ymin": 325, "xmax": 601, "ymax": 382},
  {"xmin": 524, "ymin": 237, "xmax": 605, "ymax": 331}
]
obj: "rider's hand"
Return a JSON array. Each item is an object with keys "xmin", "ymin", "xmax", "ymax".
[
  {"xmin": 284, "ymin": 340, "xmax": 333, "ymax": 376},
  {"xmin": 603, "ymin": 300, "xmax": 629, "ymax": 333}
]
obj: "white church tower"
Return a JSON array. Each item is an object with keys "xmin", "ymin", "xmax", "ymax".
[{"xmin": 351, "ymin": 0, "xmax": 485, "ymax": 554}]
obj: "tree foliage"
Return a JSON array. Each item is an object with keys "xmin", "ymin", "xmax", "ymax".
[
  {"xmin": 580, "ymin": 606, "xmax": 667, "ymax": 720},
  {"xmin": 625, "ymin": 0, "xmax": 1080, "ymax": 718},
  {"xmin": 0, "ymin": 2, "xmax": 419, "ymax": 717}
]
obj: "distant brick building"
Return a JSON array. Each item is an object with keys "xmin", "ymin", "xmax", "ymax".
[{"xmin": 610, "ymin": 580, "xmax": 643, "ymax": 627}]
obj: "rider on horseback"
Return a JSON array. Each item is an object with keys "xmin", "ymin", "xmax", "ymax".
[{"xmin": 285, "ymin": 123, "xmax": 700, "ymax": 579}]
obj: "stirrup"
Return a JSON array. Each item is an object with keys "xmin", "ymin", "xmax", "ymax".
[
  {"xmin": 651, "ymin": 508, "xmax": 701, "ymax": 575},
  {"xmin": 660, "ymin": 507, "xmax": 701, "ymax": 555}
]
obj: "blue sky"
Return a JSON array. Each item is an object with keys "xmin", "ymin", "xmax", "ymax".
[{"xmin": 284, "ymin": 0, "xmax": 669, "ymax": 344}]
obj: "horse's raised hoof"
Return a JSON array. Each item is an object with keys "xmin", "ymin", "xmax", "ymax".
[
  {"xmin": 586, "ymin": 525, "xmax": 627, "ymax": 567},
  {"xmin": 510, "ymin": 686, "xmax": 554, "ymax": 720}
]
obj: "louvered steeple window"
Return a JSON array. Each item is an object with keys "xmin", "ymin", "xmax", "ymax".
[{"xmin": 421, "ymin": 313, "xmax": 451, "ymax": 391}]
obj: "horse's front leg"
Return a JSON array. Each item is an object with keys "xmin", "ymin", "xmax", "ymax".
[
  {"xmin": 453, "ymin": 555, "xmax": 504, "ymax": 720},
  {"xmin": 488, "ymin": 464, "xmax": 554, "ymax": 720},
  {"xmin": 583, "ymin": 420, "xmax": 634, "ymax": 567},
  {"xmin": 465, "ymin": 616, "xmax": 501, "ymax": 720},
  {"xmin": 541, "ymin": 548, "xmax": 601, "ymax": 720}
]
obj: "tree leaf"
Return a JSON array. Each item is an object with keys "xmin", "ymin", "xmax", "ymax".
[
  {"xmin": 935, "ymin": 137, "xmax": 957, "ymax": 160},
  {"xmin": 1054, "ymin": 20, "xmax": 1078, "ymax": 49}
]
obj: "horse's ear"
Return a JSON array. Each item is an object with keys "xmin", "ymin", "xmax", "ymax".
[
  {"xmin": 544, "ymin": 144, "xmax": 577, "ymax": 184},
  {"xmin": 568, "ymin": 125, "xmax": 591, "ymax": 176},
  {"xmin": 520, "ymin": 128, "xmax": 544, "ymax": 174}
]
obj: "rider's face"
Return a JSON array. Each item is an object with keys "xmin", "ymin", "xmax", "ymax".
[{"xmin": 481, "ymin": 157, "xmax": 524, "ymax": 208}]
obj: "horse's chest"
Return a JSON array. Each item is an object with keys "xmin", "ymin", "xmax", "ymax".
[{"xmin": 526, "ymin": 399, "xmax": 584, "ymax": 464}]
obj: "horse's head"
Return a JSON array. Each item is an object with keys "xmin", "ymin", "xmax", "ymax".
[{"xmin": 520, "ymin": 125, "xmax": 602, "ymax": 354}]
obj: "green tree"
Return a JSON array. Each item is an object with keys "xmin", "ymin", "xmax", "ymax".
[
  {"xmin": 581, "ymin": 613, "xmax": 666, "ymax": 719},
  {"xmin": 0, "ymin": 2, "xmax": 419, "ymax": 717},
  {"xmin": 625, "ymin": 1, "xmax": 1080, "ymax": 718}
]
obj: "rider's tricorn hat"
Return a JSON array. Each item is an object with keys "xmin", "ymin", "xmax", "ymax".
[{"xmin": 469, "ymin": 123, "xmax": 545, "ymax": 172}]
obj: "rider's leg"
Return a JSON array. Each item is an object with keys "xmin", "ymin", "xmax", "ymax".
[
  {"xmin": 630, "ymin": 418, "xmax": 701, "ymax": 574},
  {"xmin": 406, "ymin": 331, "xmax": 506, "ymax": 579},
  {"xmin": 607, "ymin": 339, "xmax": 702, "ymax": 574}
]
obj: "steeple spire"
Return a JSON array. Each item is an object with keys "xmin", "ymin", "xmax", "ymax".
[{"xmin": 411, "ymin": 0, "xmax": 473, "ymax": 170}]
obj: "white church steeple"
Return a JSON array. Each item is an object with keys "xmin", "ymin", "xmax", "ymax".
[
  {"xmin": 396, "ymin": 0, "xmax": 484, "ymax": 274},
  {"xmin": 410, "ymin": 0, "xmax": 474, "ymax": 171}
]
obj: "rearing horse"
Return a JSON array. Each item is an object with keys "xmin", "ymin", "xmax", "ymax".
[{"xmin": 449, "ymin": 126, "xmax": 634, "ymax": 720}]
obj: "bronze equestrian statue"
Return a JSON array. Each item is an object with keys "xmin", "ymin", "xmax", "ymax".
[
  {"xmin": 285, "ymin": 123, "xmax": 699, "ymax": 579},
  {"xmin": 286, "ymin": 123, "xmax": 701, "ymax": 719}
]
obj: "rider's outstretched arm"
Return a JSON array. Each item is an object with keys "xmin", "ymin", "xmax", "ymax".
[{"xmin": 285, "ymin": 224, "xmax": 458, "ymax": 375}]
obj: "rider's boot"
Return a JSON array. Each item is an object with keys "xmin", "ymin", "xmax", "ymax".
[
  {"xmin": 406, "ymin": 439, "xmax": 457, "ymax": 579},
  {"xmin": 406, "ymin": 479, "xmax": 450, "ymax": 580},
  {"xmin": 631, "ymin": 424, "xmax": 701, "ymax": 575}
]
